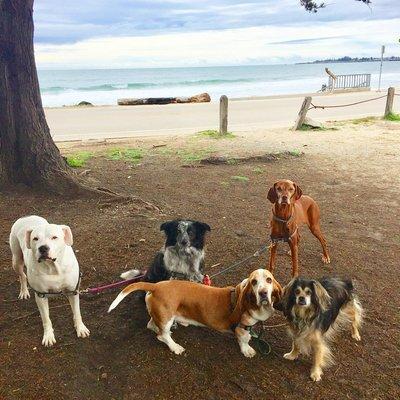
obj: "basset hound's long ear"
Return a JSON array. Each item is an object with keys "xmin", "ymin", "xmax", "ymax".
[
  {"xmin": 267, "ymin": 184, "xmax": 278, "ymax": 204},
  {"xmin": 271, "ymin": 277, "xmax": 283, "ymax": 305},
  {"xmin": 312, "ymin": 280, "xmax": 331, "ymax": 312},
  {"xmin": 25, "ymin": 229, "xmax": 33, "ymax": 250},
  {"xmin": 293, "ymin": 183, "xmax": 303, "ymax": 201},
  {"xmin": 232, "ymin": 278, "xmax": 255, "ymax": 317}
]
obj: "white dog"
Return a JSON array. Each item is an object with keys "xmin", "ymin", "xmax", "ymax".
[{"xmin": 10, "ymin": 215, "xmax": 90, "ymax": 346}]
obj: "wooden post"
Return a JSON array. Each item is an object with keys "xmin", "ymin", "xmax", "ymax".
[
  {"xmin": 384, "ymin": 87, "xmax": 395, "ymax": 117},
  {"xmin": 219, "ymin": 95, "xmax": 228, "ymax": 135},
  {"xmin": 293, "ymin": 96, "xmax": 312, "ymax": 130}
]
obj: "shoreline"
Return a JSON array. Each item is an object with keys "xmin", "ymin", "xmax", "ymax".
[{"xmin": 44, "ymin": 87, "xmax": 375, "ymax": 110}]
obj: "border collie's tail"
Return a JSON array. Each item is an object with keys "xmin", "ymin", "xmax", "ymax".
[
  {"xmin": 120, "ymin": 269, "xmax": 142, "ymax": 280},
  {"xmin": 108, "ymin": 282, "xmax": 156, "ymax": 313}
]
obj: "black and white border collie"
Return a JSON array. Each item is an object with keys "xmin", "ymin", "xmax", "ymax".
[
  {"xmin": 121, "ymin": 220, "xmax": 211, "ymax": 284},
  {"xmin": 280, "ymin": 277, "xmax": 363, "ymax": 382}
]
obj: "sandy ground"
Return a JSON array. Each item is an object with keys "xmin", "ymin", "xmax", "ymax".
[
  {"xmin": 45, "ymin": 90, "xmax": 400, "ymax": 141},
  {"xmin": 1, "ymin": 119, "xmax": 400, "ymax": 400}
]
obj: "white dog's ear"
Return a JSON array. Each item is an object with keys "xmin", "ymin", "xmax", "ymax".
[
  {"xmin": 62, "ymin": 225, "xmax": 73, "ymax": 246},
  {"xmin": 25, "ymin": 229, "xmax": 33, "ymax": 249}
]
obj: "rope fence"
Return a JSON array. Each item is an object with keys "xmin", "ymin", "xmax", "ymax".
[
  {"xmin": 294, "ymin": 87, "xmax": 397, "ymax": 130},
  {"xmin": 308, "ymin": 94, "xmax": 387, "ymax": 110}
]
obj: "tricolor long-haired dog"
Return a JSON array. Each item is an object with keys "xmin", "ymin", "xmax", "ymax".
[
  {"xmin": 120, "ymin": 219, "xmax": 210, "ymax": 284},
  {"xmin": 280, "ymin": 277, "xmax": 363, "ymax": 381},
  {"xmin": 109, "ymin": 269, "xmax": 282, "ymax": 357},
  {"xmin": 267, "ymin": 179, "xmax": 330, "ymax": 277}
]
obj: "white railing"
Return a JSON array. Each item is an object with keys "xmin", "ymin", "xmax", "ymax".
[{"xmin": 328, "ymin": 74, "xmax": 371, "ymax": 91}]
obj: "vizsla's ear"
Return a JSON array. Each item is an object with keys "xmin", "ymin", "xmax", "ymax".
[
  {"xmin": 293, "ymin": 183, "xmax": 303, "ymax": 201},
  {"xmin": 272, "ymin": 277, "xmax": 283, "ymax": 305},
  {"xmin": 62, "ymin": 225, "xmax": 73, "ymax": 246},
  {"xmin": 25, "ymin": 229, "xmax": 33, "ymax": 249},
  {"xmin": 267, "ymin": 184, "xmax": 278, "ymax": 204}
]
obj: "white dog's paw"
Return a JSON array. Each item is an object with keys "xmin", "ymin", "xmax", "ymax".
[
  {"xmin": 284, "ymin": 352, "xmax": 298, "ymax": 361},
  {"xmin": 242, "ymin": 346, "xmax": 256, "ymax": 358},
  {"xmin": 42, "ymin": 330, "xmax": 56, "ymax": 347},
  {"xmin": 352, "ymin": 331, "xmax": 361, "ymax": 341},
  {"xmin": 310, "ymin": 368, "xmax": 323, "ymax": 382},
  {"xmin": 76, "ymin": 323, "xmax": 90, "ymax": 338},
  {"xmin": 18, "ymin": 288, "xmax": 30, "ymax": 300},
  {"xmin": 171, "ymin": 344, "xmax": 185, "ymax": 355}
]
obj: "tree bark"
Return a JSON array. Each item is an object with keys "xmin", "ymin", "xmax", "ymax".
[{"xmin": 0, "ymin": 0, "xmax": 84, "ymax": 195}]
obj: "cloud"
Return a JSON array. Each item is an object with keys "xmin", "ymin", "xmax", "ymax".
[
  {"xmin": 35, "ymin": 18, "xmax": 400, "ymax": 68},
  {"xmin": 33, "ymin": 0, "xmax": 400, "ymax": 44}
]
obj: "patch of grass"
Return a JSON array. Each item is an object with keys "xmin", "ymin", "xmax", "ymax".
[
  {"xmin": 66, "ymin": 151, "xmax": 93, "ymax": 168},
  {"xmin": 107, "ymin": 148, "xmax": 144, "ymax": 164},
  {"xmin": 220, "ymin": 181, "xmax": 230, "ymax": 187},
  {"xmin": 253, "ymin": 167, "xmax": 264, "ymax": 174},
  {"xmin": 299, "ymin": 124, "xmax": 338, "ymax": 131},
  {"xmin": 177, "ymin": 148, "xmax": 214, "ymax": 163},
  {"xmin": 196, "ymin": 130, "xmax": 235, "ymax": 139},
  {"xmin": 384, "ymin": 112, "xmax": 400, "ymax": 122},
  {"xmin": 287, "ymin": 150, "xmax": 302, "ymax": 157},
  {"xmin": 231, "ymin": 175, "xmax": 249, "ymax": 182},
  {"xmin": 227, "ymin": 158, "xmax": 239, "ymax": 165},
  {"xmin": 350, "ymin": 116, "xmax": 377, "ymax": 125}
]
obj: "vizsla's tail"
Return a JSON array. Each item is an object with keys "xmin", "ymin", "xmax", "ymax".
[{"xmin": 108, "ymin": 282, "xmax": 156, "ymax": 313}]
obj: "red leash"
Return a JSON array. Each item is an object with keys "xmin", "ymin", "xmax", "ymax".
[{"xmin": 82, "ymin": 273, "xmax": 212, "ymax": 295}]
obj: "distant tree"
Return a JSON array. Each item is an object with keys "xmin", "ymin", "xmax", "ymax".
[{"xmin": 301, "ymin": 0, "xmax": 371, "ymax": 12}]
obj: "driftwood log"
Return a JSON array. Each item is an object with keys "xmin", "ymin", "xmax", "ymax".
[{"xmin": 118, "ymin": 92, "xmax": 211, "ymax": 106}]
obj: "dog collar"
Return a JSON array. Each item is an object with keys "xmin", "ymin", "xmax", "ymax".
[
  {"xmin": 272, "ymin": 210, "xmax": 294, "ymax": 224},
  {"xmin": 28, "ymin": 272, "xmax": 82, "ymax": 298}
]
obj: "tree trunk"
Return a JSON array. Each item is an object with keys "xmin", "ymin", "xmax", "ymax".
[{"xmin": 0, "ymin": 0, "xmax": 84, "ymax": 195}]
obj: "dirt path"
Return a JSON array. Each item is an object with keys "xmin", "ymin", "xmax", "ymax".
[{"xmin": 1, "ymin": 120, "xmax": 399, "ymax": 399}]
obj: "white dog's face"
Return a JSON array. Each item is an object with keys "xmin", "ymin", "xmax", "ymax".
[
  {"xmin": 25, "ymin": 224, "xmax": 73, "ymax": 263},
  {"xmin": 242, "ymin": 269, "xmax": 281, "ymax": 307}
]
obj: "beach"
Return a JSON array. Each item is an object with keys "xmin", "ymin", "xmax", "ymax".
[{"xmin": 46, "ymin": 89, "xmax": 399, "ymax": 141}]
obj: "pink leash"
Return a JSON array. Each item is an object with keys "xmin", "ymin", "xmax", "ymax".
[
  {"xmin": 82, "ymin": 274, "xmax": 146, "ymax": 295},
  {"xmin": 81, "ymin": 273, "xmax": 212, "ymax": 295}
]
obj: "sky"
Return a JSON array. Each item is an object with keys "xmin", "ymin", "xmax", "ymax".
[{"xmin": 33, "ymin": 0, "xmax": 400, "ymax": 69}]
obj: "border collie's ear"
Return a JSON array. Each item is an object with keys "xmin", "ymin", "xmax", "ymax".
[
  {"xmin": 267, "ymin": 184, "xmax": 277, "ymax": 204},
  {"xmin": 160, "ymin": 221, "xmax": 173, "ymax": 232},
  {"xmin": 312, "ymin": 280, "xmax": 331, "ymax": 311},
  {"xmin": 293, "ymin": 183, "xmax": 303, "ymax": 201},
  {"xmin": 195, "ymin": 222, "xmax": 211, "ymax": 233}
]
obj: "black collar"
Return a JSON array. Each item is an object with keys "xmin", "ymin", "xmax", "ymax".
[{"xmin": 28, "ymin": 272, "xmax": 82, "ymax": 298}]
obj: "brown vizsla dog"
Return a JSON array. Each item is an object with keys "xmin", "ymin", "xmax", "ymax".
[{"xmin": 267, "ymin": 179, "xmax": 330, "ymax": 277}]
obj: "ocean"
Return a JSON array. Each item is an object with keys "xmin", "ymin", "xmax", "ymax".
[{"xmin": 38, "ymin": 62, "xmax": 400, "ymax": 107}]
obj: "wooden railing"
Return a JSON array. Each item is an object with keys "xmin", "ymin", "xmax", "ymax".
[{"xmin": 328, "ymin": 73, "xmax": 371, "ymax": 91}]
